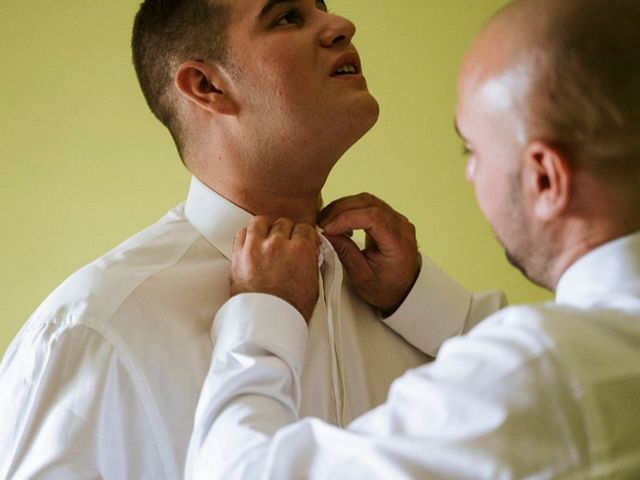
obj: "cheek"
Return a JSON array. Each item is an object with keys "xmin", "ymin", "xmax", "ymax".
[
  {"xmin": 242, "ymin": 67, "xmax": 294, "ymax": 113},
  {"xmin": 474, "ymin": 185, "xmax": 492, "ymax": 221},
  {"xmin": 472, "ymin": 165, "xmax": 501, "ymax": 222},
  {"xmin": 261, "ymin": 63, "xmax": 312, "ymax": 106},
  {"xmin": 465, "ymin": 156, "xmax": 477, "ymax": 183}
]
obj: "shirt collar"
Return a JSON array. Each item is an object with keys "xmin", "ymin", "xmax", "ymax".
[
  {"xmin": 556, "ymin": 230, "xmax": 640, "ymax": 307},
  {"xmin": 184, "ymin": 176, "xmax": 253, "ymax": 260}
]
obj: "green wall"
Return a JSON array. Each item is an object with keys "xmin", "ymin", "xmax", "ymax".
[{"xmin": 0, "ymin": 1, "xmax": 550, "ymax": 354}]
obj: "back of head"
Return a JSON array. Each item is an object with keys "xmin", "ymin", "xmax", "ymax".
[
  {"xmin": 500, "ymin": 0, "xmax": 640, "ymax": 193},
  {"xmin": 131, "ymin": 0, "xmax": 230, "ymax": 160}
]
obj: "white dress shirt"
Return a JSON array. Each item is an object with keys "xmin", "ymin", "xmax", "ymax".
[
  {"xmin": 0, "ymin": 177, "xmax": 503, "ymax": 479},
  {"xmin": 186, "ymin": 231, "xmax": 640, "ymax": 479}
]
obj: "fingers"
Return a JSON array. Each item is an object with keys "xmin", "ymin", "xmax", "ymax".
[
  {"xmin": 324, "ymin": 207, "xmax": 405, "ymax": 255},
  {"xmin": 247, "ymin": 217, "xmax": 311, "ymax": 241},
  {"xmin": 232, "ymin": 227, "xmax": 248, "ymax": 259},
  {"xmin": 319, "ymin": 193, "xmax": 400, "ymax": 239},
  {"xmin": 246, "ymin": 216, "xmax": 271, "ymax": 245},
  {"xmin": 245, "ymin": 217, "xmax": 297, "ymax": 253},
  {"xmin": 270, "ymin": 217, "xmax": 295, "ymax": 239},
  {"xmin": 324, "ymin": 234, "xmax": 372, "ymax": 285},
  {"xmin": 292, "ymin": 222, "xmax": 320, "ymax": 245},
  {"xmin": 321, "ymin": 207, "xmax": 376, "ymax": 234},
  {"xmin": 319, "ymin": 193, "xmax": 416, "ymax": 257},
  {"xmin": 230, "ymin": 217, "xmax": 320, "ymax": 322},
  {"xmin": 318, "ymin": 192, "xmax": 382, "ymax": 228},
  {"xmin": 237, "ymin": 217, "xmax": 319, "ymax": 259},
  {"xmin": 235, "ymin": 227, "xmax": 248, "ymax": 248}
]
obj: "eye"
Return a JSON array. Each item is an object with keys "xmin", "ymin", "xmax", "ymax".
[
  {"xmin": 273, "ymin": 9, "xmax": 303, "ymax": 26},
  {"xmin": 316, "ymin": 1, "xmax": 328, "ymax": 12},
  {"xmin": 462, "ymin": 145, "xmax": 473, "ymax": 156}
]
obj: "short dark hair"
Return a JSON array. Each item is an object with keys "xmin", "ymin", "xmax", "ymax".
[{"xmin": 132, "ymin": 0, "xmax": 230, "ymax": 159}]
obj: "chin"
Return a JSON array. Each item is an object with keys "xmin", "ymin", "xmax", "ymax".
[
  {"xmin": 315, "ymin": 94, "xmax": 380, "ymax": 160},
  {"xmin": 349, "ymin": 94, "xmax": 380, "ymax": 138},
  {"xmin": 365, "ymin": 91, "xmax": 380, "ymax": 120},
  {"xmin": 504, "ymin": 249, "xmax": 552, "ymax": 290},
  {"xmin": 505, "ymin": 249, "xmax": 530, "ymax": 279}
]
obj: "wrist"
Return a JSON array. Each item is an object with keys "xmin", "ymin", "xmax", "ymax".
[{"xmin": 380, "ymin": 253, "xmax": 422, "ymax": 316}]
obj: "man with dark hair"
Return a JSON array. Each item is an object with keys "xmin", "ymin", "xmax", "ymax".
[
  {"xmin": 131, "ymin": 0, "xmax": 230, "ymax": 159},
  {"xmin": 185, "ymin": 0, "xmax": 640, "ymax": 478},
  {"xmin": 0, "ymin": 1, "xmax": 502, "ymax": 478}
]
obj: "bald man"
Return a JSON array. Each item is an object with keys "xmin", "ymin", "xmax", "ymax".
[{"xmin": 185, "ymin": 0, "xmax": 640, "ymax": 478}]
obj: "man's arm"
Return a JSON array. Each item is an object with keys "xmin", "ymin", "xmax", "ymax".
[
  {"xmin": 186, "ymin": 216, "xmax": 319, "ymax": 479},
  {"xmin": 185, "ymin": 294, "xmax": 307, "ymax": 479},
  {"xmin": 0, "ymin": 323, "xmax": 167, "ymax": 479},
  {"xmin": 383, "ymin": 255, "xmax": 507, "ymax": 356},
  {"xmin": 186, "ymin": 296, "xmax": 581, "ymax": 479},
  {"xmin": 185, "ymin": 208, "xmax": 508, "ymax": 478}
]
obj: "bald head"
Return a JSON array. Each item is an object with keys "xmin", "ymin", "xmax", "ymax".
[
  {"xmin": 457, "ymin": 0, "xmax": 640, "ymax": 288},
  {"xmin": 468, "ymin": 0, "xmax": 640, "ymax": 188}
]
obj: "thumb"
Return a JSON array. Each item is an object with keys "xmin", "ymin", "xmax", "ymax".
[{"xmin": 324, "ymin": 234, "xmax": 372, "ymax": 284}]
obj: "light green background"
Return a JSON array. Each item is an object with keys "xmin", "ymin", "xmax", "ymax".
[{"xmin": 0, "ymin": 1, "xmax": 550, "ymax": 355}]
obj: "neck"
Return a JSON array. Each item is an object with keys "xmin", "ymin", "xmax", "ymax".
[
  {"xmin": 189, "ymin": 143, "xmax": 340, "ymax": 225},
  {"xmin": 537, "ymin": 176, "xmax": 640, "ymax": 290},
  {"xmin": 229, "ymin": 186, "xmax": 322, "ymax": 225},
  {"xmin": 548, "ymin": 217, "xmax": 640, "ymax": 290},
  {"xmin": 195, "ymin": 171, "xmax": 323, "ymax": 225}
]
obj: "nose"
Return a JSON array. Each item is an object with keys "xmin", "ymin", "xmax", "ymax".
[{"xmin": 319, "ymin": 14, "xmax": 356, "ymax": 48}]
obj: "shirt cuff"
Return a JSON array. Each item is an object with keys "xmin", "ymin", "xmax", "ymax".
[
  {"xmin": 212, "ymin": 293, "xmax": 309, "ymax": 375},
  {"xmin": 382, "ymin": 255, "xmax": 472, "ymax": 357}
]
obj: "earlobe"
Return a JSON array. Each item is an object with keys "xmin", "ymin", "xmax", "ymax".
[
  {"xmin": 175, "ymin": 61, "xmax": 238, "ymax": 116},
  {"xmin": 523, "ymin": 141, "xmax": 571, "ymax": 221}
]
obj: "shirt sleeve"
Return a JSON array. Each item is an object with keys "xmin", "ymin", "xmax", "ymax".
[
  {"xmin": 382, "ymin": 254, "xmax": 508, "ymax": 356},
  {"xmin": 186, "ymin": 302, "xmax": 586, "ymax": 480},
  {"xmin": 186, "ymin": 293, "xmax": 308, "ymax": 480},
  {"xmin": 0, "ymin": 321, "xmax": 165, "ymax": 479}
]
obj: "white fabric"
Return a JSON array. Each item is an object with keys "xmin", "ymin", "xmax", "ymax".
[
  {"xmin": 186, "ymin": 231, "xmax": 640, "ymax": 479},
  {"xmin": 0, "ymin": 176, "xmax": 502, "ymax": 479}
]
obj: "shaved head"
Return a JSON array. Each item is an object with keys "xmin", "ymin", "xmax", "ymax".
[
  {"xmin": 468, "ymin": 0, "xmax": 640, "ymax": 189},
  {"xmin": 457, "ymin": 0, "xmax": 640, "ymax": 288}
]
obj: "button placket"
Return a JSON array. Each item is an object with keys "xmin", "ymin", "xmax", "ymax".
[{"xmin": 319, "ymin": 240, "xmax": 349, "ymax": 426}]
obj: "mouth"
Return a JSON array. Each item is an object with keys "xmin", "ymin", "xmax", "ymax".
[{"xmin": 331, "ymin": 52, "xmax": 362, "ymax": 77}]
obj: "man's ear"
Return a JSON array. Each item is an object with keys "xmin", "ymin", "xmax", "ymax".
[
  {"xmin": 522, "ymin": 141, "xmax": 571, "ymax": 222},
  {"xmin": 175, "ymin": 61, "xmax": 238, "ymax": 116}
]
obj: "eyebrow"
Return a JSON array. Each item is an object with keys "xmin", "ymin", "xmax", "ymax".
[{"xmin": 258, "ymin": 0, "xmax": 298, "ymax": 21}]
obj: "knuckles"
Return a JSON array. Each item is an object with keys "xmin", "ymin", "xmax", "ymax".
[
  {"xmin": 262, "ymin": 235, "xmax": 283, "ymax": 254},
  {"xmin": 251, "ymin": 215, "xmax": 271, "ymax": 230},
  {"xmin": 296, "ymin": 240, "xmax": 317, "ymax": 256},
  {"xmin": 370, "ymin": 206, "xmax": 387, "ymax": 224},
  {"xmin": 272, "ymin": 217, "xmax": 295, "ymax": 231},
  {"xmin": 356, "ymin": 192, "xmax": 377, "ymax": 204},
  {"xmin": 403, "ymin": 221, "xmax": 417, "ymax": 240}
]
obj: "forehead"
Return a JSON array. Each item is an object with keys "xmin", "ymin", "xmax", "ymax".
[
  {"xmin": 223, "ymin": 0, "xmax": 294, "ymax": 25},
  {"xmin": 215, "ymin": 0, "xmax": 268, "ymax": 52},
  {"xmin": 457, "ymin": 24, "xmax": 531, "ymax": 117}
]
